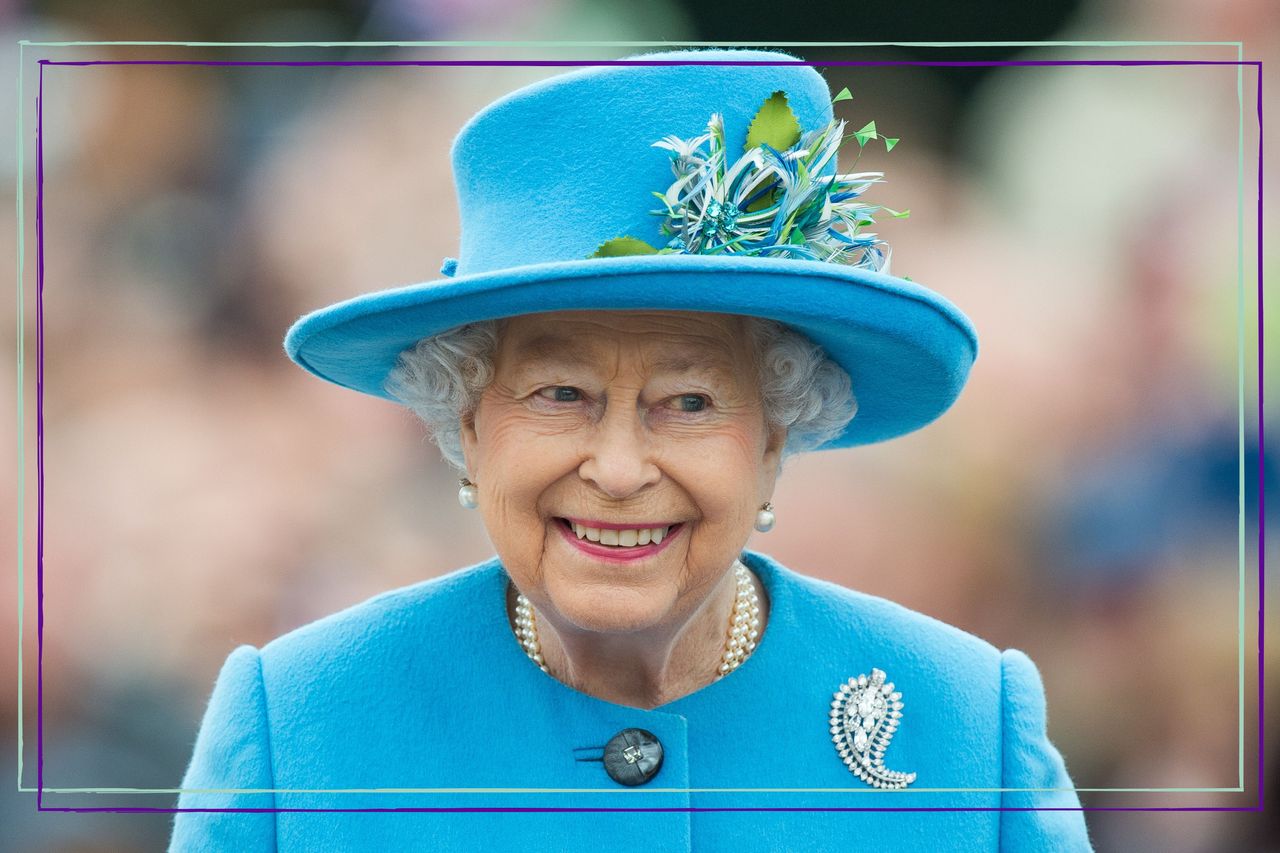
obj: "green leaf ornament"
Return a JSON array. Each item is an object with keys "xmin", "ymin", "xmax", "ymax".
[
  {"xmin": 744, "ymin": 90, "xmax": 802, "ymax": 153},
  {"xmin": 589, "ymin": 236, "xmax": 660, "ymax": 258}
]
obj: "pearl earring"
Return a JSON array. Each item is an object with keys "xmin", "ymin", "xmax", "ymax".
[
  {"xmin": 754, "ymin": 501, "xmax": 775, "ymax": 533},
  {"xmin": 458, "ymin": 477, "xmax": 479, "ymax": 509}
]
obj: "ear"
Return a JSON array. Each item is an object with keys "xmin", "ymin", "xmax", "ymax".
[
  {"xmin": 760, "ymin": 422, "xmax": 787, "ymax": 492},
  {"xmin": 459, "ymin": 407, "xmax": 480, "ymax": 479}
]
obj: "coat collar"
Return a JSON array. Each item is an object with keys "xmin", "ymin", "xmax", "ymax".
[{"xmin": 483, "ymin": 549, "xmax": 790, "ymax": 716}]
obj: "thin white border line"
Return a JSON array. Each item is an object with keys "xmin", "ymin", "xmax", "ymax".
[
  {"xmin": 16, "ymin": 39, "xmax": 1247, "ymax": 48},
  {"xmin": 16, "ymin": 40, "xmax": 1257, "ymax": 802}
]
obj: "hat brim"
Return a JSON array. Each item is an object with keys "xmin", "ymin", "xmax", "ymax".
[{"xmin": 284, "ymin": 254, "xmax": 978, "ymax": 449}]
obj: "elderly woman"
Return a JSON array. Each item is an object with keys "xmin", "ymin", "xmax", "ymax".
[{"xmin": 171, "ymin": 49, "xmax": 1093, "ymax": 851}]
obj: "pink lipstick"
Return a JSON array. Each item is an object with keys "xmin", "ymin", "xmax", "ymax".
[{"xmin": 553, "ymin": 517, "xmax": 683, "ymax": 563}]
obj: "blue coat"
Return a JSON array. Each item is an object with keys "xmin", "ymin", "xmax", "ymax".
[{"xmin": 169, "ymin": 551, "xmax": 1094, "ymax": 851}]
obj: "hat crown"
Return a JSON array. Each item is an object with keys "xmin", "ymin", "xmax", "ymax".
[{"xmin": 449, "ymin": 49, "xmax": 836, "ymax": 277}]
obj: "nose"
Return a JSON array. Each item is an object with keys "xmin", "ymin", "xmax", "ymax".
[{"xmin": 577, "ymin": 401, "xmax": 661, "ymax": 499}]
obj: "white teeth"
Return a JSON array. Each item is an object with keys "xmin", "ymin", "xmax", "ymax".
[{"xmin": 565, "ymin": 521, "xmax": 674, "ymax": 547}]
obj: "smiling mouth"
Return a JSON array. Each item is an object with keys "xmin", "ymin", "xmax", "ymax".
[{"xmin": 554, "ymin": 517, "xmax": 682, "ymax": 548}]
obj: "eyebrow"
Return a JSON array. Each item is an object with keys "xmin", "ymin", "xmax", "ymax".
[
  {"xmin": 509, "ymin": 334, "xmax": 596, "ymax": 366},
  {"xmin": 509, "ymin": 334, "xmax": 739, "ymax": 379},
  {"xmin": 649, "ymin": 351, "xmax": 727, "ymax": 376}
]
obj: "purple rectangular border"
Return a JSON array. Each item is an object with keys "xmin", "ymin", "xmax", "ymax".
[{"xmin": 30, "ymin": 53, "xmax": 1269, "ymax": 809}]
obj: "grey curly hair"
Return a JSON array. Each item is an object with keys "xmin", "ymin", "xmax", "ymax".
[{"xmin": 384, "ymin": 316, "xmax": 858, "ymax": 475}]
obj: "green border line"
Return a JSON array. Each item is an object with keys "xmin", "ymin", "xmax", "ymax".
[
  {"xmin": 27, "ymin": 786, "xmax": 1248, "ymax": 794},
  {"xmin": 14, "ymin": 37, "xmax": 24, "ymax": 793},
  {"xmin": 1235, "ymin": 40, "xmax": 1246, "ymax": 794},
  {"xmin": 15, "ymin": 39, "xmax": 1254, "ymax": 798}
]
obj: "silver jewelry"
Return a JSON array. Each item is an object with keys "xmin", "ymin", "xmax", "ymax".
[
  {"xmin": 513, "ymin": 560, "xmax": 760, "ymax": 679},
  {"xmin": 753, "ymin": 501, "xmax": 775, "ymax": 533},
  {"xmin": 829, "ymin": 668, "xmax": 916, "ymax": 788},
  {"xmin": 458, "ymin": 477, "xmax": 479, "ymax": 509}
]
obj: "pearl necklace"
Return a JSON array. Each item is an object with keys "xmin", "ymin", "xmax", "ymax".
[{"xmin": 512, "ymin": 560, "xmax": 761, "ymax": 679}]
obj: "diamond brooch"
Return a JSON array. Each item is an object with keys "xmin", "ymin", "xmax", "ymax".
[{"xmin": 829, "ymin": 668, "xmax": 917, "ymax": 789}]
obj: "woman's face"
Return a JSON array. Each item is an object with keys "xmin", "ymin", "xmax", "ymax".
[{"xmin": 459, "ymin": 310, "xmax": 785, "ymax": 639}]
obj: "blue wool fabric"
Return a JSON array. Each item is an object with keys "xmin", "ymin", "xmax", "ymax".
[
  {"xmin": 283, "ymin": 49, "xmax": 979, "ymax": 449},
  {"xmin": 170, "ymin": 551, "xmax": 1093, "ymax": 851}
]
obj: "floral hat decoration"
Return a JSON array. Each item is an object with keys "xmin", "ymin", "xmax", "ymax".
[
  {"xmin": 592, "ymin": 86, "xmax": 906, "ymax": 270},
  {"xmin": 285, "ymin": 48, "xmax": 979, "ymax": 448}
]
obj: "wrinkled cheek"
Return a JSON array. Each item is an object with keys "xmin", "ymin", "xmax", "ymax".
[
  {"xmin": 685, "ymin": 464, "xmax": 761, "ymax": 571},
  {"xmin": 727, "ymin": 423, "xmax": 768, "ymax": 464},
  {"xmin": 478, "ymin": 480, "xmax": 530, "ymax": 553}
]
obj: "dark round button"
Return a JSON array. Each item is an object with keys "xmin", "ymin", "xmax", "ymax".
[{"xmin": 602, "ymin": 728, "xmax": 664, "ymax": 786}]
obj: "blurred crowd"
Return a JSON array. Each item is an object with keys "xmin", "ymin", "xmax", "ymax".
[{"xmin": 3, "ymin": 0, "xmax": 1277, "ymax": 850}]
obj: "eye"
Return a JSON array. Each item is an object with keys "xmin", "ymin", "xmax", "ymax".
[
  {"xmin": 671, "ymin": 393, "xmax": 709, "ymax": 412},
  {"xmin": 536, "ymin": 386, "xmax": 582, "ymax": 403}
]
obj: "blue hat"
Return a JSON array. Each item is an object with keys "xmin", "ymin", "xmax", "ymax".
[{"xmin": 284, "ymin": 48, "xmax": 978, "ymax": 448}]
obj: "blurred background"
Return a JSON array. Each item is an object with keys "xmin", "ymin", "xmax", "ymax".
[{"xmin": 3, "ymin": 0, "xmax": 1276, "ymax": 850}]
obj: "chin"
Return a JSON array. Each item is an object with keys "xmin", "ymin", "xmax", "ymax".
[{"xmin": 543, "ymin": 577, "xmax": 676, "ymax": 636}]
